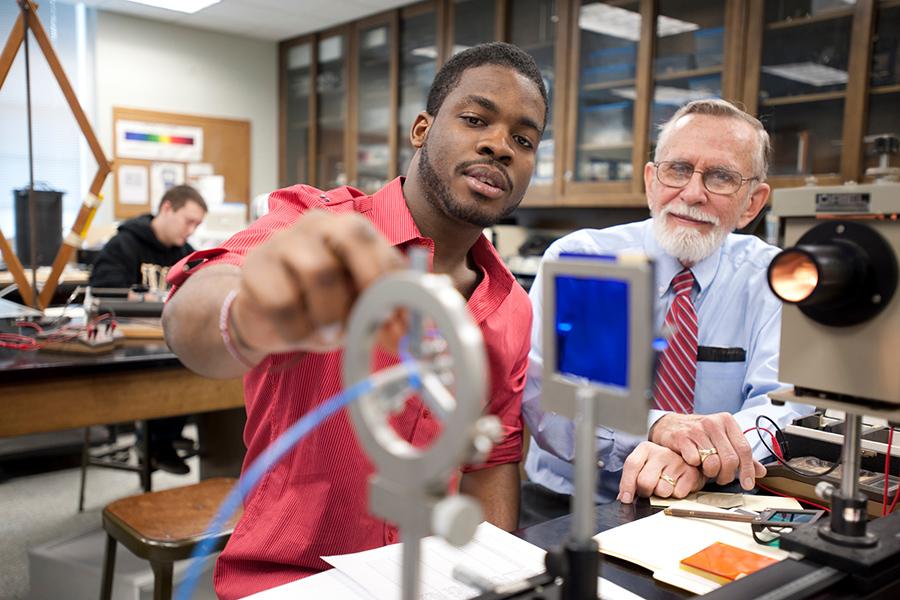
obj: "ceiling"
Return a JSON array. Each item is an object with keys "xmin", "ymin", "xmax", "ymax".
[{"xmin": 69, "ymin": 0, "xmax": 415, "ymax": 41}]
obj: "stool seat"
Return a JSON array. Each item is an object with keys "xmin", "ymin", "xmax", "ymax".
[{"xmin": 100, "ymin": 478, "xmax": 241, "ymax": 600}]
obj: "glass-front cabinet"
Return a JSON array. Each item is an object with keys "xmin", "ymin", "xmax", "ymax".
[
  {"xmin": 397, "ymin": 3, "xmax": 439, "ymax": 175},
  {"xmin": 753, "ymin": 0, "xmax": 855, "ymax": 179},
  {"xmin": 650, "ymin": 1, "xmax": 726, "ymax": 153},
  {"xmin": 570, "ymin": 0, "xmax": 641, "ymax": 190},
  {"xmin": 865, "ymin": 0, "xmax": 900, "ymax": 176},
  {"xmin": 316, "ymin": 32, "xmax": 349, "ymax": 190},
  {"xmin": 354, "ymin": 18, "xmax": 394, "ymax": 193},
  {"xmin": 450, "ymin": 0, "xmax": 498, "ymax": 56},
  {"xmin": 281, "ymin": 39, "xmax": 312, "ymax": 187},
  {"xmin": 509, "ymin": 0, "xmax": 563, "ymax": 202},
  {"xmin": 279, "ymin": 0, "xmax": 898, "ymax": 206}
]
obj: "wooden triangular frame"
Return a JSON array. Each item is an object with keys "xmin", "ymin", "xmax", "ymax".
[{"xmin": 0, "ymin": 0, "xmax": 112, "ymax": 309}]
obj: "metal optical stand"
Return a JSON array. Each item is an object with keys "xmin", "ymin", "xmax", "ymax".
[
  {"xmin": 478, "ymin": 253, "xmax": 657, "ymax": 599},
  {"xmin": 342, "ymin": 257, "xmax": 503, "ymax": 600}
]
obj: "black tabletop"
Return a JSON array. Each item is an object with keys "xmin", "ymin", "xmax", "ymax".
[
  {"xmin": 0, "ymin": 340, "xmax": 180, "ymax": 382},
  {"xmin": 516, "ymin": 499, "xmax": 691, "ymax": 599}
]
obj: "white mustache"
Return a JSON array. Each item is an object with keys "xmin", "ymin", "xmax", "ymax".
[{"xmin": 661, "ymin": 203, "xmax": 719, "ymax": 226}]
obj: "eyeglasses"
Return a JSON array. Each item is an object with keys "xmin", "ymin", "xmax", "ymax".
[{"xmin": 654, "ymin": 160, "xmax": 758, "ymax": 195}]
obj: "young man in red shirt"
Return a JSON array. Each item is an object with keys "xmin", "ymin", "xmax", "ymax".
[{"xmin": 163, "ymin": 42, "xmax": 548, "ymax": 599}]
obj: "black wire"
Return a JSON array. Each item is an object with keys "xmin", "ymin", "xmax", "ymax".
[{"xmin": 756, "ymin": 414, "xmax": 842, "ymax": 478}]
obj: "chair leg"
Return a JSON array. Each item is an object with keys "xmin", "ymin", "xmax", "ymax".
[
  {"xmin": 99, "ymin": 534, "xmax": 116, "ymax": 600},
  {"xmin": 139, "ymin": 420, "xmax": 152, "ymax": 492},
  {"xmin": 79, "ymin": 427, "xmax": 90, "ymax": 512},
  {"xmin": 150, "ymin": 561, "xmax": 173, "ymax": 600}
]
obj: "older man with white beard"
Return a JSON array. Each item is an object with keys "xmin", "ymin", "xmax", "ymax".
[{"xmin": 518, "ymin": 99, "xmax": 814, "ymax": 526}]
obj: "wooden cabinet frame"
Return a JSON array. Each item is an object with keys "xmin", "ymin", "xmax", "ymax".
[
  {"xmin": 349, "ymin": 12, "xmax": 400, "ymax": 187},
  {"xmin": 279, "ymin": 0, "xmax": 897, "ymax": 206},
  {"xmin": 278, "ymin": 33, "xmax": 314, "ymax": 188}
]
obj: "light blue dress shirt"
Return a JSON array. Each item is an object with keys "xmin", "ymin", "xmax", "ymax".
[{"xmin": 523, "ymin": 219, "xmax": 814, "ymax": 503}]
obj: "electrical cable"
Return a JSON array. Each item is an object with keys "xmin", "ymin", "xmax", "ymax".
[
  {"xmin": 883, "ymin": 427, "xmax": 894, "ymax": 516},
  {"xmin": 174, "ymin": 343, "xmax": 421, "ymax": 600},
  {"xmin": 743, "ymin": 426, "xmax": 783, "ymax": 459},
  {"xmin": 0, "ymin": 312, "xmax": 115, "ymax": 350},
  {"xmin": 755, "ymin": 481, "xmax": 831, "ymax": 513},
  {"xmin": 755, "ymin": 414, "xmax": 841, "ymax": 478}
]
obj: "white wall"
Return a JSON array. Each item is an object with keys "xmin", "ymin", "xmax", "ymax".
[{"xmin": 93, "ymin": 11, "xmax": 277, "ymax": 228}]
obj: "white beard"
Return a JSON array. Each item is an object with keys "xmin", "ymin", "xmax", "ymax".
[{"xmin": 651, "ymin": 202, "xmax": 731, "ymax": 265}]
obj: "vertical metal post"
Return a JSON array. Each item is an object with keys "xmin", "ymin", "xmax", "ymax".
[
  {"xmin": 401, "ymin": 528, "xmax": 422, "ymax": 600},
  {"xmin": 822, "ymin": 411, "xmax": 874, "ymax": 543},
  {"xmin": 840, "ymin": 413, "xmax": 862, "ymax": 499},
  {"xmin": 21, "ymin": 2, "xmax": 39, "ymax": 307},
  {"xmin": 563, "ymin": 386, "xmax": 600, "ymax": 600},
  {"xmin": 573, "ymin": 386, "xmax": 597, "ymax": 543}
]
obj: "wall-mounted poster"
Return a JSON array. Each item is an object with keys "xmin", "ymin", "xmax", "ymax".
[
  {"xmin": 117, "ymin": 164, "xmax": 149, "ymax": 205},
  {"xmin": 150, "ymin": 162, "xmax": 186, "ymax": 213},
  {"xmin": 116, "ymin": 120, "xmax": 204, "ymax": 162}
]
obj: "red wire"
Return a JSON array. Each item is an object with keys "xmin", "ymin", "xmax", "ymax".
[
  {"xmin": 889, "ymin": 449, "xmax": 900, "ymax": 514},
  {"xmin": 884, "ymin": 427, "xmax": 894, "ymax": 516},
  {"xmin": 756, "ymin": 481, "xmax": 831, "ymax": 513},
  {"xmin": 744, "ymin": 426, "xmax": 783, "ymax": 459},
  {"xmin": 15, "ymin": 320, "xmax": 43, "ymax": 333},
  {"xmin": 1, "ymin": 313, "xmax": 118, "ymax": 351}
]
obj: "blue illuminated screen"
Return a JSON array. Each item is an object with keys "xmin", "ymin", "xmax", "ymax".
[{"xmin": 554, "ymin": 275, "xmax": 629, "ymax": 388}]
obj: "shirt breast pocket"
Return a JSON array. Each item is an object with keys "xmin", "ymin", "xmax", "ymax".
[{"xmin": 695, "ymin": 347, "xmax": 747, "ymax": 414}]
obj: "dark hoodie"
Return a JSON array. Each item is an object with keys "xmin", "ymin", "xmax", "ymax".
[{"xmin": 89, "ymin": 214, "xmax": 194, "ymax": 288}]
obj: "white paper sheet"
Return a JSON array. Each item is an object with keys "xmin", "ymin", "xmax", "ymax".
[
  {"xmin": 323, "ymin": 522, "xmax": 646, "ymax": 600},
  {"xmin": 117, "ymin": 164, "xmax": 149, "ymax": 205},
  {"xmin": 323, "ymin": 522, "xmax": 545, "ymax": 600},
  {"xmin": 241, "ymin": 568, "xmax": 376, "ymax": 599},
  {"xmin": 149, "ymin": 162, "xmax": 186, "ymax": 213}
]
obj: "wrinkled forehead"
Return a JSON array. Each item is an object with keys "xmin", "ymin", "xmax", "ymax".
[{"xmin": 661, "ymin": 113, "xmax": 757, "ymax": 172}]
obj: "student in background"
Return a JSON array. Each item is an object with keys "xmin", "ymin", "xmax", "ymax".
[{"xmin": 91, "ymin": 184, "xmax": 207, "ymax": 474}]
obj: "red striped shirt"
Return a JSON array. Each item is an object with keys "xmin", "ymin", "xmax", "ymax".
[{"xmin": 168, "ymin": 178, "xmax": 531, "ymax": 599}]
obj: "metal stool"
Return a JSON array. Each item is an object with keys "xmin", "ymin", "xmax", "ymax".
[
  {"xmin": 99, "ymin": 478, "xmax": 240, "ymax": 600},
  {"xmin": 80, "ymin": 421, "xmax": 153, "ymax": 512}
]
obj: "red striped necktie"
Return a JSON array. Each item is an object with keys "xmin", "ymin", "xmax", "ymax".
[{"xmin": 654, "ymin": 269, "xmax": 698, "ymax": 414}]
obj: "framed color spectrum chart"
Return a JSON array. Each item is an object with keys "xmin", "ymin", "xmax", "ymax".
[{"xmin": 112, "ymin": 106, "xmax": 250, "ymax": 218}]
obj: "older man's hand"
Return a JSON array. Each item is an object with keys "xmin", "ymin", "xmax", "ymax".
[
  {"xmin": 617, "ymin": 441, "xmax": 706, "ymax": 503},
  {"xmin": 649, "ymin": 412, "xmax": 766, "ymax": 489}
]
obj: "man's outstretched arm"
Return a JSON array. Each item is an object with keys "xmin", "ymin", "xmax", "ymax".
[{"xmin": 163, "ymin": 210, "xmax": 404, "ymax": 379}]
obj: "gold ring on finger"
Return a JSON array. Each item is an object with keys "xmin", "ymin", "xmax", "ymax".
[
  {"xmin": 698, "ymin": 447, "xmax": 718, "ymax": 463},
  {"xmin": 659, "ymin": 473, "xmax": 678, "ymax": 486}
]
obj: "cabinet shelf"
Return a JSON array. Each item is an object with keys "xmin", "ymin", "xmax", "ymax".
[
  {"xmin": 765, "ymin": 7, "xmax": 854, "ymax": 31},
  {"xmin": 655, "ymin": 65, "xmax": 721, "ymax": 82},
  {"xmin": 760, "ymin": 90, "xmax": 846, "ymax": 106},
  {"xmin": 582, "ymin": 77, "xmax": 636, "ymax": 92},
  {"xmin": 871, "ymin": 83, "xmax": 900, "ymax": 96},
  {"xmin": 318, "ymin": 116, "xmax": 346, "ymax": 127},
  {"xmin": 578, "ymin": 142, "xmax": 633, "ymax": 152}
]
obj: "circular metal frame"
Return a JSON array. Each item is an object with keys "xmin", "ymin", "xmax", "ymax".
[{"xmin": 343, "ymin": 271, "xmax": 488, "ymax": 488}]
